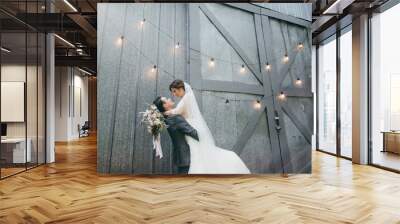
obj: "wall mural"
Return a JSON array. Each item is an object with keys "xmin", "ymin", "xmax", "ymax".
[{"xmin": 97, "ymin": 3, "xmax": 312, "ymax": 174}]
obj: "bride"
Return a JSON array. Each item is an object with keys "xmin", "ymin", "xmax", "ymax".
[{"xmin": 164, "ymin": 80, "xmax": 250, "ymax": 174}]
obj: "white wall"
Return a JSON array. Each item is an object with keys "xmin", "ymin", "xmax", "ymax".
[{"xmin": 55, "ymin": 67, "xmax": 89, "ymax": 141}]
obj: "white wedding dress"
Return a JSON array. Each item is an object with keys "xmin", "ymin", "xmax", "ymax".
[{"xmin": 170, "ymin": 82, "xmax": 250, "ymax": 174}]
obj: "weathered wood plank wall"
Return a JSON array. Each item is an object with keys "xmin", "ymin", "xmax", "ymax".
[{"xmin": 98, "ymin": 3, "xmax": 312, "ymax": 174}]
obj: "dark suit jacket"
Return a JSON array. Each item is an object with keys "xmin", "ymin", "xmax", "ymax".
[{"xmin": 165, "ymin": 115, "xmax": 199, "ymax": 167}]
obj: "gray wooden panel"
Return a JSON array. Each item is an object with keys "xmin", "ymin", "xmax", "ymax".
[
  {"xmin": 153, "ymin": 3, "xmax": 175, "ymax": 174},
  {"xmin": 206, "ymin": 3, "xmax": 260, "ymax": 73},
  {"xmin": 201, "ymin": 92, "xmax": 233, "ymax": 148},
  {"xmin": 202, "ymin": 80, "xmax": 264, "ymax": 95},
  {"xmin": 97, "ymin": 4, "xmax": 127, "ymax": 173},
  {"xmin": 282, "ymin": 113, "xmax": 311, "ymax": 173},
  {"xmin": 132, "ymin": 4, "xmax": 161, "ymax": 174},
  {"xmin": 240, "ymin": 111, "xmax": 274, "ymax": 173},
  {"xmin": 108, "ymin": 6, "xmax": 132, "ymax": 173},
  {"xmin": 255, "ymin": 14, "xmax": 284, "ymax": 173},
  {"xmin": 199, "ymin": 5, "xmax": 263, "ymax": 85},
  {"xmin": 174, "ymin": 3, "xmax": 188, "ymax": 81},
  {"xmin": 197, "ymin": 8, "xmax": 235, "ymax": 84},
  {"xmin": 98, "ymin": 3, "xmax": 312, "ymax": 174},
  {"xmin": 231, "ymin": 102, "xmax": 265, "ymax": 155},
  {"xmin": 188, "ymin": 4, "xmax": 203, "ymax": 110},
  {"xmin": 261, "ymin": 15, "xmax": 294, "ymax": 173},
  {"xmin": 253, "ymin": 3, "xmax": 312, "ymax": 22},
  {"xmin": 192, "ymin": 5, "xmax": 259, "ymax": 84}
]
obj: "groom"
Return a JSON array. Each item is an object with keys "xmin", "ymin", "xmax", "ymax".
[{"xmin": 153, "ymin": 96, "xmax": 199, "ymax": 174}]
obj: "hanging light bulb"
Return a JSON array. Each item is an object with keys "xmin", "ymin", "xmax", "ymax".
[
  {"xmin": 225, "ymin": 99, "xmax": 230, "ymax": 104},
  {"xmin": 278, "ymin": 91, "xmax": 286, "ymax": 100},
  {"xmin": 209, "ymin": 58, "xmax": 215, "ymax": 67},
  {"xmin": 283, "ymin": 54, "xmax": 289, "ymax": 63},
  {"xmin": 116, "ymin": 36, "xmax": 124, "ymax": 46},
  {"xmin": 175, "ymin": 42, "xmax": 180, "ymax": 49},
  {"xmin": 151, "ymin": 65, "xmax": 157, "ymax": 72},
  {"xmin": 265, "ymin": 62, "xmax": 271, "ymax": 71},
  {"xmin": 140, "ymin": 18, "xmax": 146, "ymax": 26},
  {"xmin": 240, "ymin": 64, "xmax": 246, "ymax": 73},
  {"xmin": 254, "ymin": 100, "xmax": 262, "ymax": 109},
  {"xmin": 297, "ymin": 42, "xmax": 304, "ymax": 50},
  {"xmin": 295, "ymin": 77, "xmax": 303, "ymax": 87}
]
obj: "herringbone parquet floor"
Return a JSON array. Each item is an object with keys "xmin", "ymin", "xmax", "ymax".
[{"xmin": 1, "ymin": 134, "xmax": 400, "ymax": 224}]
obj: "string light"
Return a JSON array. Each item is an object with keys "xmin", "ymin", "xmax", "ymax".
[
  {"xmin": 209, "ymin": 58, "xmax": 215, "ymax": 67},
  {"xmin": 265, "ymin": 62, "xmax": 271, "ymax": 71},
  {"xmin": 140, "ymin": 18, "xmax": 146, "ymax": 26},
  {"xmin": 151, "ymin": 65, "xmax": 157, "ymax": 72},
  {"xmin": 116, "ymin": 36, "xmax": 124, "ymax": 46},
  {"xmin": 125, "ymin": 17, "xmax": 308, "ymax": 75},
  {"xmin": 295, "ymin": 77, "xmax": 303, "ymax": 87},
  {"xmin": 297, "ymin": 42, "xmax": 304, "ymax": 50},
  {"xmin": 115, "ymin": 19, "xmax": 308, "ymax": 90},
  {"xmin": 278, "ymin": 91, "xmax": 286, "ymax": 100},
  {"xmin": 254, "ymin": 100, "xmax": 262, "ymax": 109},
  {"xmin": 283, "ymin": 54, "xmax": 289, "ymax": 63},
  {"xmin": 240, "ymin": 64, "xmax": 246, "ymax": 73}
]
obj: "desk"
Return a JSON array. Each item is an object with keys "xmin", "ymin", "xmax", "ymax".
[
  {"xmin": 382, "ymin": 131, "xmax": 400, "ymax": 154},
  {"xmin": 1, "ymin": 138, "xmax": 31, "ymax": 163}
]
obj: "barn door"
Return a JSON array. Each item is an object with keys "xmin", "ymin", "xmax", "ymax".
[{"xmin": 188, "ymin": 3, "xmax": 312, "ymax": 173}]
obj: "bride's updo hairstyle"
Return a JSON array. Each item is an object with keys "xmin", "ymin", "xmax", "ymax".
[{"xmin": 169, "ymin": 79, "xmax": 185, "ymax": 91}]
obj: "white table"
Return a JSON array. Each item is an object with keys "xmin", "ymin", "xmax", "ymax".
[{"xmin": 1, "ymin": 138, "xmax": 31, "ymax": 163}]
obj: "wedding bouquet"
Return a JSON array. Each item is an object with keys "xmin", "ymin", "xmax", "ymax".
[{"xmin": 140, "ymin": 104, "xmax": 167, "ymax": 158}]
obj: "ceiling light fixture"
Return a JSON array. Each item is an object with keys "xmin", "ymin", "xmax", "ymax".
[
  {"xmin": 1, "ymin": 47, "xmax": 11, "ymax": 53},
  {"xmin": 322, "ymin": 0, "xmax": 352, "ymax": 15},
  {"xmin": 54, "ymin": 34, "xmax": 75, "ymax": 48},
  {"xmin": 63, "ymin": 0, "xmax": 78, "ymax": 12},
  {"xmin": 78, "ymin": 67, "xmax": 92, "ymax": 76}
]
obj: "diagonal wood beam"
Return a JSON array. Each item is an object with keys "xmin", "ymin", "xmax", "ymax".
[
  {"xmin": 224, "ymin": 3, "xmax": 311, "ymax": 28},
  {"xmin": 280, "ymin": 102, "xmax": 312, "ymax": 144},
  {"xmin": 231, "ymin": 98, "xmax": 266, "ymax": 155},
  {"xmin": 199, "ymin": 5, "xmax": 264, "ymax": 86}
]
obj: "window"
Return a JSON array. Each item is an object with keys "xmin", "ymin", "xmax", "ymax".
[
  {"xmin": 371, "ymin": 3, "xmax": 400, "ymax": 171},
  {"xmin": 339, "ymin": 28, "xmax": 352, "ymax": 158},
  {"xmin": 317, "ymin": 36, "xmax": 337, "ymax": 154}
]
